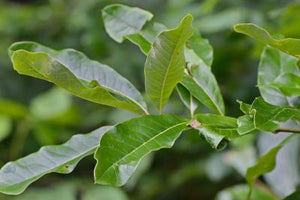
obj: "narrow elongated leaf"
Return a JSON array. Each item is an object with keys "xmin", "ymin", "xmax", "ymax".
[
  {"xmin": 102, "ymin": 4, "xmax": 166, "ymax": 54},
  {"xmin": 258, "ymin": 46, "xmax": 300, "ymax": 105},
  {"xmin": 94, "ymin": 115, "xmax": 189, "ymax": 186},
  {"xmin": 234, "ymin": 23, "xmax": 300, "ymax": 58},
  {"xmin": 9, "ymin": 42, "xmax": 147, "ymax": 114},
  {"xmin": 102, "ymin": 4, "xmax": 153, "ymax": 43},
  {"xmin": 195, "ymin": 114, "xmax": 239, "ymax": 149},
  {"xmin": 246, "ymin": 135, "xmax": 293, "ymax": 199},
  {"xmin": 0, "ymin": 126, "xmax": 111, "ymax": 195},
  {"xmin": 181, "ymin": 65, "xmax": 225, "ymax": 115},
  {"xmin": 145, "ymin": 15, "xmax": 193, "ymax": 112}
]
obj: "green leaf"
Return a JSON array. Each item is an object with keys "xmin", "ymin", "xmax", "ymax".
[
  {"xmin": 216, "ymin": 184, "xmax": 277, "ymax": 200},
  {"xmin": 181, "ymin": 65, "xmax": 225, "ymax": 115},
  {"xmin": 0, "ymin": 126, "xmax": 111, "ymax": 195},
  {"xmin": 237, "ymin": 115, "xmax": 256, "ymax": 135},
  {"xmin": 246, "ymin": 135, "xmax": 293, "ymax": 199},
  {"xmin": 284, "ymin": 190, "xmax": 300, "ymax": 200},
  {"xmin": 94, "ymin": 115, "xmax": 189, "ymax": 186},
  {"xmin": 258, "ymin": 46, "xmax": 300, "ymax": 105},
  {"xmin": 176, "ymin": 84, "xmax": 199, "ymax": 116},
  {"xmin": 188, "ymin": 33, "xmax": 213, "ymax": 67},
  {"xmin": 9, "ymin": 42, "xmax": 147, "ymax": 114},
  {"xmin": 195, "ymin": 114, "xmax": 239, "ymax": 149},
  {"xmin": 272, "ymin": 73, "xmax": 300, "ymax": 96},
  {"xmin": 30, "ymin": 87, "xmax": 73, "ymax": 121},
  {"xmin": 102, "ymin": 4, "xmax": 166, "ymax": 54},
  {"xmin": 234, "ymin": 23, "xmax": 300, "ymax": 58},
  {"xmin": 0, "ymin": 115, "xmax": 12, "ymax": 142},
  {"xmin": 145, "ymin": 14, "xmax": 193, "ymax": 112},
  {"xmin": 250, "ymin": 97, "xmax": 300, "ymax": 132},
  {"xmin": 102, "ymin": 4, "xmax": 153, "ymax": 43},
  {"xmin": 0, "ymin": 99, "xmax": 28, "ymax": 119}
]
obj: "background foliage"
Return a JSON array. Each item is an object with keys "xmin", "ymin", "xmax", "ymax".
[{"xmin": 0, "ymin": 0, "xmax": 299, "ymax": 199}]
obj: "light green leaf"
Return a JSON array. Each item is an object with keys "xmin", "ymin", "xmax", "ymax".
[
  {"xmin": 216, "ymin": 184, "xmax": 277, "ymax": 200},
  {"xmin": 258, "ymin": 46, "xmax": 300, "ymax": 105},
  {"xmin": 94, "ymin": 115, "xmax": 189, "ymax": 186},
  {"xmin": 9, "ymin": 42, "xmax": 147, "ymax": 114},
  {"xmin": 272, "ymin": 73, "xmax": 300, "ymax": 96},
  {"xmin": 30, "ymin": 87, "xmax": 73, "ymax": 120},
  {"xmin": 181, "ymin": 65, "xmax": 225, "ymax": 115},
  {"xmin": 176, "ymin": 84, "xmax": 199, "ymax": 116},
  {"xmin": 188, "ymin": 33, "xmax": 213, "ymax": 67},
  {"xmin": 234, "ymin": 23, "xmax": 300, "ymax": 58},
  {"xmin": 237, "ymin": 115, "xmax": 256, "ymax": 135},
  {"xmin": 246, "ymin": 135, "xmax": 293, "ymax": 199},
  {"xmin": 102, "ymin": 4, "xmax": 153, "ymax": 43},
  {"xmin": 145, "ymin": 14, "xmax": 193, "ymax": 112},
  {"xmin": 0, "ymin": 115, "xmax": 12, "ymax": 142},
  {"xmin": 0, "ymin": 99, "xmax": 28, "ymax": 119},
  {"xmin": 0, "ymin": 126, "xmax": 111, "ymax": 195},
  {"xmin": 102, "ymin": 4, "xmax": 166, "ymax": 54},
  {"xmin": 250, "ymin": 97, "xmax": 300, "ymax": 132},
  {"xmin": 195, "ymin": 114, "xmax": 239, "ymax": 149}
]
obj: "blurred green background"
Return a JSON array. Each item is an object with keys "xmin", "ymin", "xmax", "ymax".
[{"xmin": 0, "ymin": 0, "xmax": 299, "ymax": 199}]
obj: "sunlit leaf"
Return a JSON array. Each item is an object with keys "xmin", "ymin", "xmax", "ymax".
[
  {"xmin": 0, "ymin": 126, "xmax": 111, "ymax": 195},
  {"xmin": 145, "ymin": 14, "xmax": 193, "ymax": 112},
  {"xmin": 9, "ymin": 42, "xmax": 147, "ymax": 114},
  {"xmin": 94, "ymin": 115, "xmax": 189, "ymax": 186},
  {"xmin": 234, "ymin": 23, "xmax": 300, "ymax": 58}
]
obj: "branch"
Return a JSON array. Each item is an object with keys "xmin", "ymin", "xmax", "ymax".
[{"xmin": 273, "ymin": 128, "xmax": 300, "ymax": 134}]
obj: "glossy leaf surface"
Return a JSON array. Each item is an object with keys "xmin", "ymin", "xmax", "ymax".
[
  {"xmin": 145, "ymin": 15, "xmax": 193, "ymax": 112},
  {"xmin": 176, "ymin": 84, "xmax": 199, "ymax": 116},
  {"xmin": 94, "ymin": 115, "xmax": 189, "ymax": 186},
  {"xmin": 0, "ymin": 126, "xmax": 111, "ymax": 195},
  {"xmin": 195, "ymin": 114, "xmax": 239, "ymax": 149},
  {"xmin": 102, "ymin": 4, "xmax": 153, "ymax": 43},
  {"xmin": 102, "ymin": 4, "xmax": 166, "ymax": 54},
  {"xmin": 9, "ymin": 42, "xmax": 147, "ymax": 114},
  {"xmin": 258, "ymin": 46, "xmax": 300, "ymax": 105},
  {"xmin": 181, "ymin": 65, "xmax": 225, "ymax": 115},
  {"xmin": 234, "ymin": 23, "xmax": 300, "ymax": 58},
  {"xmin": 250, "ymin": 98, "xmax": 300, "ymax": 132}
]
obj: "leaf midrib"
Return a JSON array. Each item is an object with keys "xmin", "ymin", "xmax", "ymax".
[
  {"xmin": 158, "ymin": 28, "xmax": 185, "ymax": 112},
  {"xmin": 190, "ymin": 74, "xmax": 223, "ymax": 115},
  {"xmin": 98, "ymin": 121, "xmax": 187, "ymax": 181}
]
